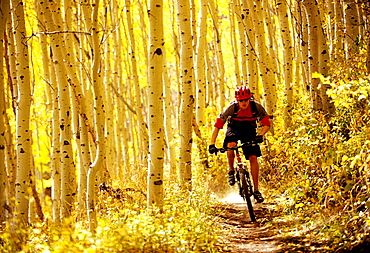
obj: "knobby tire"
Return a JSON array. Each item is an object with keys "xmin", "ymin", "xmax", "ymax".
[{"xmin": 240, "ymin": 172, "xmax": 256, "ymax": 222}]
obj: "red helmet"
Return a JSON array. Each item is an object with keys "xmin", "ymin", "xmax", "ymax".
[{"xmin": 235, "ymin": 86, "xmax": 252, "ymax": 100}]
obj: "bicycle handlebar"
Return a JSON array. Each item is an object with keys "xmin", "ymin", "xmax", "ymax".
[{"xmin": 217, "ymin": 141, "xmax": 258, "ymax": 153}]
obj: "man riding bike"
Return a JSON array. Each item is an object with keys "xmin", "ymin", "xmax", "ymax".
[{"xmin": 209, "ymin": 86, "xmax": 271, "ymax": 203}]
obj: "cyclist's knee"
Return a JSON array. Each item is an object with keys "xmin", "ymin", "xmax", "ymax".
[
  {"xmin": 249, "ymin": 155, "xmax": 258, "ymax": 163},
  {"xmin": 227, "ymin": 142, "xmax": 237, "ymax": 148}
]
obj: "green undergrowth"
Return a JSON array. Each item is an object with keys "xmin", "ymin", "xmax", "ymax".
[
  {"xmin": 262, "ymin": 77, "xmax": 370, "ymax": 251},
  {"xmin": 1, "ymin": 186, "xmax": 225, "ymax": 253}
]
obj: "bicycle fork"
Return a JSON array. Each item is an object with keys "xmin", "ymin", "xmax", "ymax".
[{"xmin": 234, "ymin": 148, "xmax": 253, "ymax": 198}]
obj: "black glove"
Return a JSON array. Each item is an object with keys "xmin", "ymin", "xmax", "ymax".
[
  {"xmin": 209, "ymin": 144, "xmax": 218, "ymax": 154},
  {"xmin": 255, "ymin": 135, "xmax": 263, "ymax": 143}
]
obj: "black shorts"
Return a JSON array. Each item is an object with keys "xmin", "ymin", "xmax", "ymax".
[{"xmin": 223, "ymin": 123, "xmax": 261, "ymax": 160}]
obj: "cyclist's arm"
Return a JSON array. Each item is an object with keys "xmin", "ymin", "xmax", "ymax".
[
  {"xmin": 258, "ymin": 124, "xmax": 270, "ymax": 136},
  {"xmin": 210, "ymin": 102, "xmax": 236, "ymax": 145},
  {"xmin": 210, "ymin": 127, "xmax": 220, "ymax": 145},
  {"xmin": 257, "ymin": 115, "xmax": 270, "ymax": 136}
]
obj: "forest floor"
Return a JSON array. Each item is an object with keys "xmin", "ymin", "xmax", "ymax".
[{"xmin": 217, "ymin": 193, "xmax": 333, "ymax": 253}]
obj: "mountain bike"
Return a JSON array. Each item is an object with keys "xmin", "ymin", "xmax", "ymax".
[{"xmin": 216, "ymin": 141, "xmax": 257, "ymax": 222}]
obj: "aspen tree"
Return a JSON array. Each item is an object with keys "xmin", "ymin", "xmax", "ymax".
[
  {"xmin": 289, "ymin": 0, "xmax": 304, "ymax": 96},
  {"xmin": 35, "ymin": 2, "xmax": 61, "ymax": 223},
  {"xmin": 163, "ymin": 52, "xmax": 177, "ymax": 178},
  {"xmin": 118, "ymin": 33, "xmax": 142, "ymax": 173},
  {"xmin": 111, "ymin": 0, "xmax": 128, "ymax": 179},
  {"xmin": 102, "ymin": 9, "xmax": 115, "ymax": 180},
  {"xmin": 43, "ymin": 0, "xmax": 76, "ymax": 220},
  {"xmin": 138, "ymin": 0, "xmax": 149, "ymax": 67},
  {"xmin": 195, "ymin": 0, "xmax": 207, "ymax": 127},
  {"xmin": 302, "ymin": 0, "xmax": 320, "ymax": 111},
  {"xmin": 74, "ymin": 3, "xmax": 93, "ymax": 161},
  {"xmin": 168, "ymin": 0, "xmax": 181, "ymax": 92},
  {"xmin": 325, "ymin": 0, "xmax": 335, "ymax": 53},
  {"xmin": 277, "ymin": 0, "xmax": 294, "ymax": 129},
  {"xmin": 125, "ymin": 0, "xmax": 149, "ymax": 160},
  {"xmin": 229, "ymin": 0, "xmax": 241, "ymax": 83},
  {"xmin": 245, "ymin": 0, "xmax": 276, "ymax": 116},
  {"xmin": 295, "ymin": 1, "xmax": 310, "ymax": 92},
  {"xmin": 62, "ymin": 0, "xmax": 93, "ymax": 194},
  {"xmin": 86, "ymin": 0, "xmax": 106, "ymax": 231},
  {"xmin": 304, "ymin": 0, "xmax": 333, "ymax": 116},
  {"xmin": 52, "ymin": 4, "xmax": 78, "ymax": 217},
  {"xmin": 34, "ymin": 1, "xmax": 52, "ymax": 115},
  {"xmin": 206, "ymin": 48, "xmax": 213, "ymax": 107},
  {"xmin": 147, "ymin": 0, "xmax": 165, "ymax": 208},
  {"xmin": 4, "ymin": 1, "xmax": 17, "ymax": 220},
  {"xmin": 49, "ymin": 66, "xmax": 62, "ymax": 223},
  {"xmin": 4, "ymin": 112, "xmax": 16, "ymax": 220},
  {"xmin": 0, "ymin": 0, "xmax": 9, "ymax": 226},
  {"xmin": 1, "ymin": 0, "xmax": 18, "ymax": 213},
  {"xmin": 240, "ymin": 0, "xmax": 259, "ymax": 95},
  {"xmin": 192, "ymin": 0, "xmax": 209, "ymax": 171},
  {"xmin": 332, "ymin": 0, "xmax": 345, "ymax": 59},
  {"xmin": 317, "ymin": 2, "xmax": 334, "ymax": 117},
  {"xmin": 209, "ymin": 0, "xmax": 226, "ymax": 107},
  {"xmin": 191, "ymin": 0, "xmax": 197, "ymax": 55},
  {"xmin": 34, "ymin": 1, "xmax": 58, "ymax": 220},
  {"xmin": 177, "ymin": 0, "xmax": 194, "ymax": 188},
  {"xmin": 12, "ymin": 0, "xmax": 32, "ymax": 226},
  {"xmin": 63, "ymin": 4, "xmax": 95, "ymax": 214},
  {"xmin": 343, "ymin": 0, "xmax": 361, "ymax": 59}
]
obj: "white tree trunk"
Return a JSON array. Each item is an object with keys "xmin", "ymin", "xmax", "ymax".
[
  {"xmin": 43, "ymin": 0, "xmax": 76, "ymax": 221},
  {"xmin": 0, "ymin": 0, "xmax": 9, "ymax": 226},
  {"xmin": 195, "ymin": 0, "xmax": 207, "ymax": 127},
  {"xmin": 277, "ymin": 0, "xmax": 294, "ymax": 129},
  {"xmin": 12, "ymin": 0, "xmax": 32, "ymax": 226},
  {"xmin": 86, "ymin": 0, "xmax": 106, "ymax": 231},
  {"xmin": 147, "ymin": 0, "xmax": 165, "ymax": 208},
  {"xmin": 126, "ymin": 0, "xmax": 149, "ymax": 162},
  {"xmin": 177, "ymin": 0, "xmax": 194, "ymax": 189}
]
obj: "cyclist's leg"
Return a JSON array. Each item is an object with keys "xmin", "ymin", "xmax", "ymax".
[
  {"xmin": 249, "ymin": 155, "xmax": 264, "ymax": 202},
  {"xmin": 249, "ymin": 155, "xmax": 259, "ymax": 191},
  {"xmin": 242, "ymin": 145, "xmax": 264, "ymax": 202},
  {"xmin": 227, "ymin": 142, "xmax": 237, "ymax": 172},
  {"xmin": 223, "ymin": 127, "xmax": 238, "ymax": 173},
  {"xmin": 226, "ymin": 142, "xmax": 237, "ymax": 185}
]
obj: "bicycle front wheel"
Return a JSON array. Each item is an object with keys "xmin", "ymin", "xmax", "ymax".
[{"xmin": 240, "ymin": 172, "xmax": 256, "ymax": 222}]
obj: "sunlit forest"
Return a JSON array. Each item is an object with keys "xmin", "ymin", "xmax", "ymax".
[{"xmin": 1, "ymin": 0, "xmax": 370, "ymax": 252}]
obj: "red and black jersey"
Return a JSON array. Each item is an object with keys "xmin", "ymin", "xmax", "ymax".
[{"xmin": 214, "ymin": 100, "xmax": 270, "ymax": 129}]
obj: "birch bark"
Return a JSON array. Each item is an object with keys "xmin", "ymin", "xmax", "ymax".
[
  {"xmin": 0, "ymin": 0, "xmax": 9, "ymax": 226},
  {"xmin": 195, "ymin": 0, "xmax": 207, "ymax": 127},
  {"xmin": 147, "ymin": 0, "xmax": 165, "ymax": 208},
  {"xmin": 43, "ymin": 0, "xmax": 76, "ymax": 220},
  {"xmin": 86, "ymin": 0, "xmax": 106, "ymax": 231},
  {"xmin": 12, "ymin": 0, "xmax": 32, "ymax": 226},
  {"xmin": 245, "ymin": 0, "xmax": 276, "ymax": 115},
  {"xmin": 125, "ymin": 0, "xmax": 150, "ymax": 160},
  {"xmin": 177, "ymin": 0, "xmax": 194, "ymax": 189},
  {"xmin": 209, "ymin": 0, "xmax": 226, "ymax": 106},
  {"xmin": 277, "ymin": 0, "xmax": 294, "ymax": 129}
]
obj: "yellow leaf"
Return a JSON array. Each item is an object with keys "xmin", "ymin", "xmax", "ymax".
[
  {"xmin": 342, "ymin": 155, "xmax": 349, "ymax": 162},
  {"xmin": 295, "ymin": 203, "xmax": 304, "ymax": 208}
]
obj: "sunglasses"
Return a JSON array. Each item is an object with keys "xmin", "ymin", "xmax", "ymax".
[{"xmin": 238, "ymin": 99, "xmax": 250, "ymax": 102}]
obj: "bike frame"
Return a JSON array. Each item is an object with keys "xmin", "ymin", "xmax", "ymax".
[
  {"xmin": 233, "ymin": 146, "xmax": 253, "ymax": 198},
  {"xmin": 219, "ymin": 141, "xmax": 257, "ymax": 222}
]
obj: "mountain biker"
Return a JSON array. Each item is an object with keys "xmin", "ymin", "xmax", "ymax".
[{"xmin": 208, "ymin": 86, "xmax": 271, "ymax": 203}]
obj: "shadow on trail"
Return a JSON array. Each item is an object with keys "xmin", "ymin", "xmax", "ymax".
[{"xmin": 217, "ymin": 200, "xmax": 336, "ymax": 253}]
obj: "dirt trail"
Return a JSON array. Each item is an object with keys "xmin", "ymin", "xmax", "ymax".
[
  {"xmin": 217, "ymin": 193, "xmax": 369, "ymax": 253},
  {"xmin": 218, "ymin": 193, "xmax": 283, "ymax": 253},
  {"xmin": 219, "ymin": 203, "xmax": 281, "ymax": 252},
  {"xmin": 217, "ymin": 193, "xmax": 330, "ymax": 253}
]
